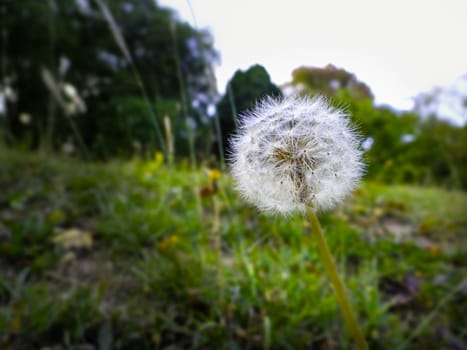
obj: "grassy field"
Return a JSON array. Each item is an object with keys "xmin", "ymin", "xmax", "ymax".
[{"xmin": 0, "ymin": 149, "xmax": 466, "ymax": 349}]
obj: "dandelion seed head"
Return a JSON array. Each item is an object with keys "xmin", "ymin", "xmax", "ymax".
[{"xmin": 229, "ymin": 95, "xmax": 364, "ymax": 215}]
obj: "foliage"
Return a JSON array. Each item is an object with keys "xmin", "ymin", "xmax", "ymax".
[
  {"xmin": 342, "ymin": 95, "xmax": 467, "ymax": 189},
  {"xmin": 1, "ymin": 149, "xmax": 466, "ymax": 349},
  {"xmin": 1, "ymin": 1, "xmax": 466, "ymax": 189},
  {"xmin": 289, "ymin": 66, "xmax": 467, "ymax": 189},
  {"xmin": 215, "ymin": 64, "xmax": 282, "ymax": 157},
  {"xmin": 1, "ymin": 0, "xmax": 218, "ymax": 158},
  {"xmin": 291, "ymin": 64, "xmax": 374, "ymax": 101}
]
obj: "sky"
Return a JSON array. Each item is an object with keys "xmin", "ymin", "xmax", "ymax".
[{"xmin": 159, "ymin": 0, "xmax": 467, "ymax": 121}]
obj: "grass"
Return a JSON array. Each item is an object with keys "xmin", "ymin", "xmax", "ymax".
[{"xmin": 0, "ymin": 148, "xmax": 466, "ymax": 349}]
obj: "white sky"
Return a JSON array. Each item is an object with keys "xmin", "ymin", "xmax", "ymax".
[{"xmin": 160, "ymin": 0, "xmax": 467, "ymax": 114}]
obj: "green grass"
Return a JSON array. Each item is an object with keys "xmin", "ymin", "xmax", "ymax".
[{"xmin": 0, "ymin": 149, "xmax": 466, "ymax": 349}]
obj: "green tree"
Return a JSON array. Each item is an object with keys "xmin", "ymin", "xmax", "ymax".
[
  {"xmin": 287, "ymin": 66, "xmax": 423, "ymax": 184},
  {"xmin": 215, "ymin": 64, "xmax": 282, "ymax": 157},
  {"xmin": 334, "ymin": 90, "xmax": 419, "ymax": 181},
  {"xmin": 406, "ymin": 117, "xmax": 467, "ymax": 188},
  {"xmin": 1, "ymin": 0, "xmax": 218, "ymax": 158},
  {"xmin": 290, "ymin": 64, "xmax": 374, "ymax": 101}
]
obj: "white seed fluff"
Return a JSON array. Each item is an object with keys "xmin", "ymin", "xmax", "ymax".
[{"xmin": 229, "ymin": 95, "xmax": 364, "ymax": 215}]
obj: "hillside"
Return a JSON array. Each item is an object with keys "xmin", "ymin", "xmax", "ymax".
[{"xmin": 0, "ymin": 149, "xmax": 466, "ymax": 349}]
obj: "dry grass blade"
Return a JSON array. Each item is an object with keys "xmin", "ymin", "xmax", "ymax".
[
  {"xmin": 92, "ymin": 0, "xmax": 166, "ymax": 154},
  {"xmin": 94, "ymin": 0, "xmax": 133, "ymax": 65},
  {"xmin": 41, "ymin": 67, "xmax": 89, "ymax": 157},
  {"xmin": 41, "ymin": 67, "xmax": 67, "ymax": 113}
]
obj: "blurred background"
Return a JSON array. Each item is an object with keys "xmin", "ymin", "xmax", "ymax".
[
  {"xmin": 1, "ymin": 0, "xmax": 466, "ymax": 349},
  {"xmin": 1, "ymin": 0, "xmax": 466, "ymax": 185}
]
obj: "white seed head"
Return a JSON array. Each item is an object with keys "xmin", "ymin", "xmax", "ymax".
[{"xmin": 229, "ymin": 95, "xmax": 364, "ymax": 215}]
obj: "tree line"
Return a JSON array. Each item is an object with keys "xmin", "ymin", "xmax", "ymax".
[{"xmin": 1, "ymin": 0, "xmax": 466, "ymax": 188}]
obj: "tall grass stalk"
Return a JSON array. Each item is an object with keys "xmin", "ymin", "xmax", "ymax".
[
  {"xmin": 185, "ymin": 0, "xmax": 226, "ymax": 169},
  {"xmin": 0, "ymin": 3, "xmax": 5, "ymax": 83},
  {"xmin": 0, "ymin": 3, "xmax": 13, "ymax": 146},
  {"xmin": 94, "ymin": 0, "xmax": 166, "ymax": 157},
  {"xmin": 212, "ymin": 107, "xmax": 225, "ymax": 169},
  {"xmin": 227, "ymin": 84, "xmax": 238, "ymax": 130},
  {"xmin": 41, "ymin": 68, "xmax": 89, "ymax": 159},
  {"xmin": 44, "ymin": 0, "xmax": 57, "ymax": 153},
  {"xmin": 169, "ymin": 19, "xmax": 197, "ymax": 169},
  {"xmin": 163, "ymin": 116, "xmax": 174, "ymax": 166}
]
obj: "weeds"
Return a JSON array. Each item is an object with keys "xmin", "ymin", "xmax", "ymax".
[{"xmin": 0, "ymin": 149, "xmax": 466, "ymax": 349}]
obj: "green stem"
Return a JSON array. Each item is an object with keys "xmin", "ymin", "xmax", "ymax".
[{"xmin": 307, "ymin": 206, "xmax": 368, "ymax": 350}]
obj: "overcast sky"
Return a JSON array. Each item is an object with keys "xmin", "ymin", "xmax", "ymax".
[{"xmin": 160, "ymin": 0, "xmax": 467, "ymax": 116}]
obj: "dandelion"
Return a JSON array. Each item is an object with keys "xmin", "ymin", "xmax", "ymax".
[
  {"xmin": 230, "ymin": 95, "xmax": 364, "ymax": 214},
  {"xmin": 230, "ymin": 95, "xmax": 368, "ymax": 350}
]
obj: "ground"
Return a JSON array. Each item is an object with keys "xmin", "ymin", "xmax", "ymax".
[{"xmin": 0, "ymin": 149, "xmax": 466, "ymax": 349}]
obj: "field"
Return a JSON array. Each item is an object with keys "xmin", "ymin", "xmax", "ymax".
[{"xmin": 0, "ymin": 149, "xmax": 466, "ymax": 349}]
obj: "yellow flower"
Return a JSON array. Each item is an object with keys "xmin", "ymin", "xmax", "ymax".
[
  {"xmin": 158, "ymin": 234, "xmax": 180, "ymax": 251},
  {"xmin": 208, "ymin": 169, "xmax": 221, "ymax": 181},
  {"xmin": 200, "ymin": 169, "xmax": 221, "ymax": 197}
]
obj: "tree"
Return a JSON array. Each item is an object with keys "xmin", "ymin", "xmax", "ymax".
[
  {"xmin": 1, "ymin": 0, "xmax": 219, "ymax": 158},
  {"xmin": 289, "ymin": 64, "xmax": 373, "ymax": 101},
  {"xmin": 333, "ymin": 89, "xmax": 419, "ymax": 181},
  {"xmin": 215, "ymin": 64, "xmax": 282, "ymax": 157}
]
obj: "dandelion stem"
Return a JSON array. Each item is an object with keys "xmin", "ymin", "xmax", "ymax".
[{"xmin": 307, "ymin": 206, "xmax": 368, "ymax": 350}]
